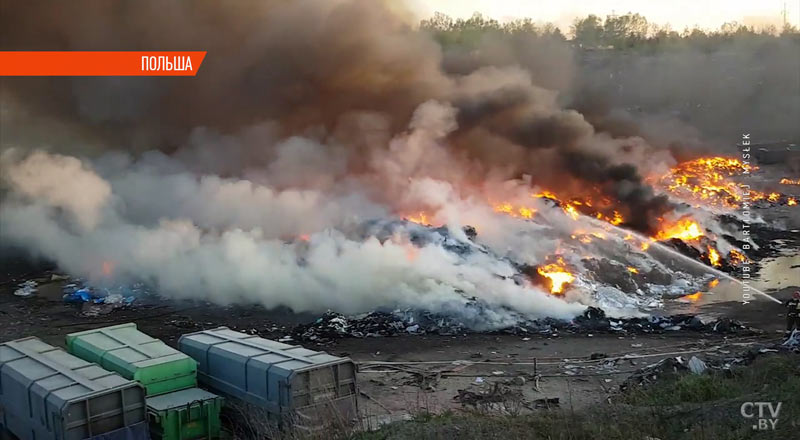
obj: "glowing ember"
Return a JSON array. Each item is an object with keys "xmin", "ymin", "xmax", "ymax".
[
  {"xmin": 572, "ymin": 233, "xmax": 594, "ymax": 244},
  {"xmin": 728, "ymin": 249, "xmax": 748, "ymax": 265},
  {"xmin": 707, "ymin": 246, "xmax": 721, "ymax": 267},
  {"xmin": 654, "ymin": 217, "xmax": 704, "ymax": 241},
  {"xmin": 657, "ymin": 156, "xmax": 764, "ymax": 208},
  {"xmin": 627, "ymin": 266, "xmax": 639, "ymax": 274},
  {"xmin": 531, "ymin": 190, "xmax": 626, "ymax": 226},
  {"xmin": 767, "ymin": 192, "xmax": 780, "ymax": 202},
  {"xmin": 789, "ymin": 198, "xmax": 797, "ymax": 206},
  {"xmin": 709, "ymin": 279, "xmax": 720, "ymax": 288},
  {"xmin": 494, "ymin": 202, "xmax": 536, "ymax": 219},
  {"xmin": 537, "ymin": 258, "xmax": 575, "ymax": 294},
  {"xmin": 780, "ymin": 178, "xmax": 799, "ymax": 185},
  {"xmin": 495, "ymin": 203, "xmax": 513, "ymax": 214}
]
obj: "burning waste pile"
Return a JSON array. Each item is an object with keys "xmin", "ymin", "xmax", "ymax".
[{"xmin": 1, "ymin": 0, "xmax": 798, "ymax": 334}]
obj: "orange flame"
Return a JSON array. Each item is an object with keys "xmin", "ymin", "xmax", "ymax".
[
  {"xmin": 728, "ymin": 249, "xmax": 748, "ymax": 265},
  {"xmin": 537, "ymin": 257, "xmax": 575, "ymax": 294},
  {"xmin": 531, "ymin": 190, "xmax": 625, "ymax": 226},
  {"xmin": 533, "ymin": 190, "xmax": 559, "ymax": 200},
  {"xmin": 707, "ymin": 246, "xmax": 721, "ymax": 267},
  {"xmin": 780, "ymin": 178, "xmax": 799, "ymax": 185},
  {"xmin": 405, "ymin": 246, "xmax": 419, "ymax": 262},
  {"xmin": 406, "ymin": 212, "xmax": 430, "ymax": 225},
  {"xmin": 767, "ymin": 192, "xmax": 780, "ymax": 202},
  {"xmin": 101, "ymin": 261, "xmax": 115, "ymax": 277},
  {"xmin": 627, "ymin": 266, "xmax": 639, "ymax": 274},
  {"xmin": 788, "ymin": 197, "xmax": 797, "ymax": 206},
  {"xmin": 563, "ymin": 203, "xmax": 580, "ymax": 220},
  {"xmin": 681, "ymin": 292, "xmax": 703, "ymax": 302},
  {"xmin": 494, "ymin": 202, "xmax": 536, "ymax": 219},
  {"xmin": 654, "ymin": 218, "xmax": 704, "ymax": 241}
]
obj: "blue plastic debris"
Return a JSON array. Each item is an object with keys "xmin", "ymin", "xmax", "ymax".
[
  {"xmin": 62, "ymin": 286, "xmax": 135, "ymax": 305},
  {"xmin": 63, "ymin": 288, "xmax": 99, "ymax": 303}
]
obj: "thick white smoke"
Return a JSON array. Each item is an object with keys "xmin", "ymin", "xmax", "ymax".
[{"xmin": 0, "ymin": 101, "xmax": 591, "ymax": 326}]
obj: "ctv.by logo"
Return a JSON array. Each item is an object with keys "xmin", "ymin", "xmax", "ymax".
[{"xmin": 740, "ymin": 401, "xmax": 781, "ymax": 430}]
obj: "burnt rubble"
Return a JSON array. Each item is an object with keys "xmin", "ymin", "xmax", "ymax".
[
  {"xmin": 291, "ymin": 306, "xmax": 756, "ymax": 344},
  {"xmin": 356, "ymin": 220, "xmax": 487, "ymax": 258},
  {"xmin": 719, "ymin": 214, "xmax": 800, "ymax": 259},
  {"xmin": 292, "ymin": 310, "xmax": 469, "ymax": 342}
]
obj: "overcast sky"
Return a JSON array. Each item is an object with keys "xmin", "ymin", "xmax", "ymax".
[{"xmin": 406, "ymin": 0, "xmax": 800, "ymax": 31}]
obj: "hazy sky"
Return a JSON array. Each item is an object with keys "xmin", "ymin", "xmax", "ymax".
[{"xmin": 406, "ymin": 0, "xmax": 800, "ymax": 31}]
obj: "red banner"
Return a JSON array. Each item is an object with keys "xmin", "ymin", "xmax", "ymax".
[{"xmin": 0, "ymin": 51, "xmax": 206, "ymax": 76}]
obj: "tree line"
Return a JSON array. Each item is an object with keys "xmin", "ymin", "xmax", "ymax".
[{"xmin": 420, "ymin": 12, "xmax": 800, "ymax": 51}]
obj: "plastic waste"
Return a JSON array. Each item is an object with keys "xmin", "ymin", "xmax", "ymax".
[{"xmin": 14, "ymin": 280, "xmax": 37, "ymax": 297}]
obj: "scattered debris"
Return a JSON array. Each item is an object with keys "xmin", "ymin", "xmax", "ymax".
[
  {"xmin": 620, "ymin": 357, "xmax": 688, "ymax": 391},
  {"xmin": 13, "ymin": 280, "xmax": 37, "ymax": 297},
  {"xmin": 63, "ymin": 288, "xmax": 98, "ymax": 303},
  {"xmin": 687, "ymin": 356, "xmax": 707, "ymax": 374},
  {"xmin": 783, "ymin": 329, "xmax": 800, "ymax": 348},
  {"xmin": 507, "ymin": 376, "xmax": 526, "ymax": 386},
  {"xmin": 359, "ymin": 390, "xmax": 391, "ymax": 414},
  {"xmin": 531, "ymin": 397, "xmax": 560, "ymax": 409},
  {"xmin": 167, "ymin": 317, "xmax": 201, "ymax": 329},
  {"xmin": 454, "ymin": 383, "xmax": 524, "ymax": 413},
  {"xmin": 58, "ymin": 279, "xmax": 143, "ymax": 316},
  {"xmin": 291, "ymin": 306, "xmax": 756, "ymax": 344}
]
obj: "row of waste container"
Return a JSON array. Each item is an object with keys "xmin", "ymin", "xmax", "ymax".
[{"xmin": 0, "ymin": 324, "xmax": 358, "ymax": 440}]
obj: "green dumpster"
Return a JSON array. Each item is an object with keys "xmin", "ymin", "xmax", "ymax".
[
  {"xmin": 146, "ymin": 387, "xmax": 223, "ymax": 440},
  {"xmin": 66, "ymin": 322, "xmax": 197, "ymax": 396}
]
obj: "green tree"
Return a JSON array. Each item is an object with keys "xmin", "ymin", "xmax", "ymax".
[
  {"xmin": 571, "ymin": 14, "xmax": 603, "ymax": 47},
  {"xmin": 603, "ymin": 13, "xmax": 649, "ymax": 48}
]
